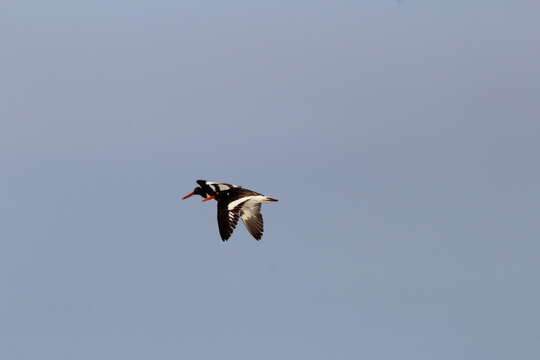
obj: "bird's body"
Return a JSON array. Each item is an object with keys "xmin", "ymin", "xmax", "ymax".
[
  {"xmin": 182, "ymin": 180, "xmax": 278, "ymax": 241},
  {"xmin": 206, "ymin": 188, "xmax": 278, "ymax": 241}
]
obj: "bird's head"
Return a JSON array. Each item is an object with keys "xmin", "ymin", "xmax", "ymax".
[{"xmin": 181, "ymin": 186, "xmax": 208, "ymax": 200}]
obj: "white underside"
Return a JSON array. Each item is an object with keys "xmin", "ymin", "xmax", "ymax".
[{"xmin": 240, "ymin": 201, "xmax": 261, "ymax": 221}]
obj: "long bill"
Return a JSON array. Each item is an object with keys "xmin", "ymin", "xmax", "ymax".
[
  {"xmin": 181, "ymin": 191, "xmax": 195, "ymax": 200},
  {"xmin": 201, "ymin": 195, "xmax": 216, "ymax": 202}
]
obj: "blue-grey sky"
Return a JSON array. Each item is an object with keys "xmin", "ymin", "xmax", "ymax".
[{"xmin": 2, "ymin": 1, "xmax": 539, "ymax": 359}]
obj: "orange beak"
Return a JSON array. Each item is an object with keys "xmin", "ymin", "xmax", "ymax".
[
  {"xmin": 201, "ymin": 195, "xmax": 216, "ymax": 202},
  {"xmin": 181, "ymin": 191, "xmax": 195, "ymax": 200}
]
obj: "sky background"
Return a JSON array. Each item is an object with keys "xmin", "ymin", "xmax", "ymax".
[{"xmin": 2, "ymin": 1, "xmax": 539, "ymax": 359}]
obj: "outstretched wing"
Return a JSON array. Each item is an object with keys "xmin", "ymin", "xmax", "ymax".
[
  {"xmin": 217, "ymin": 201, "xmax": 241, "ymax": 241},
  {"xmin": 197, "ymin": 179, "xmax": 238, "ymax": 196},
  {"xmin": 241, "ymin": 203, "xmax": 264, "ymax": 240}
]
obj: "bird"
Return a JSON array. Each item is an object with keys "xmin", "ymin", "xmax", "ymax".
[
  {"xmin": 181, "ymin": 179, "xmax": 238, "ymax": 200},
  {"xmin": 201, "ymin": 187, "xmax": 278, "ymax": 241}
]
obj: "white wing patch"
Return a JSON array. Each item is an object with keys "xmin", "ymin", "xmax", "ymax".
[
  {"xmin": 205, "ymin": 181, "xmax": 238, "ymax": 187},
  {"xmin": 217, "ymin": 184, "xmax": 233, "ymax": 191},
  {"xmin": 228, "ymin": 195, "xmax": 267, "ymax": 211}
]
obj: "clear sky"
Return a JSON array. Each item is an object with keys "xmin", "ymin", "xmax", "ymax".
[{"xmin": 2, "ymin": 1, "xmax": 539, "ymax": 359}]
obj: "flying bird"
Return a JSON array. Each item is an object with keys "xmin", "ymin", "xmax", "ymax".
[
  {"xmin": 202, "ymin": 187, "xmax": 278, "ymax": 241},
  {"xmin": 182, "ymin": 180, "xmax": 278, "ymax": 241}
]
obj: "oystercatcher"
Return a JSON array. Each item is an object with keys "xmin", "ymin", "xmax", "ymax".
[
  {"xmin": 181, "ymin": 179, "xmax": 238, "ymax": 200},
  {"xmin": 202, "ymin": 187, "xmax": 278, "ymax": 241}
]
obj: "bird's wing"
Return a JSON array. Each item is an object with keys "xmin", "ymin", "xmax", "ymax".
[
  {"xmin": 197, "ymin": 180, "xmax": 238, "ymax": 195},
  {"xmin": 241, "ymin": 202, "xmax": 264, "ymax": 240},
  {"xmin": 217, "ymin": 201, "xmax": 241, "ymax": 241}
]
